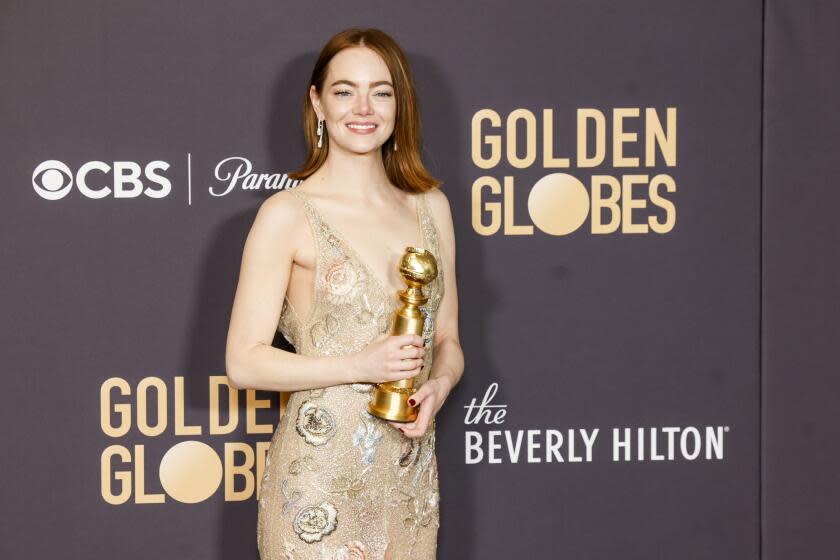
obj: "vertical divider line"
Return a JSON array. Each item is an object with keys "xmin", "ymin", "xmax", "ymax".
[
  {"xmin": 188, "ymin": 152, "xmax": 192, "ymax": 206},
  {"xmin": 759, "ymin": 0, "xmax": 766, "ymax": 558}
]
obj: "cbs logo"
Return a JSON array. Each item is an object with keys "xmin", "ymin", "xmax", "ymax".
[{"xmin": 32, "ymin": 160, "xmax": 172, "ymax": 200}]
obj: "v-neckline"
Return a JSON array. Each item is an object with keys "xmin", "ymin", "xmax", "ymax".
[{"xmin": 295, "ymin": 189, "xmax": 426, "ymax": 307}]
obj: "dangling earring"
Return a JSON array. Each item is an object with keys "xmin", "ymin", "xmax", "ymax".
[
  {"xmin": 316, "ymin": 118, "xmax": 324, "ymax": 148},
  {"xmin": 394, "ymin": 140, "xmax": 398, "ymax": 152}
]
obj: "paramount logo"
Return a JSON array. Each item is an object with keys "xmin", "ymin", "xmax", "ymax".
[{"xmin": 209, "ymin": 156, "xmax": 300, "ymax": 196}]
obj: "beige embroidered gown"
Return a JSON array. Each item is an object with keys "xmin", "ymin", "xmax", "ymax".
[{"xmin": 257, "ymin": 187, "xmax": 444, "ymax": 560}]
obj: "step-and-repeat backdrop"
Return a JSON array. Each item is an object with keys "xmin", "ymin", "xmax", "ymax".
[{"xmin": 9, "ymin": 1, "xmax": 822, "ymax": 558}]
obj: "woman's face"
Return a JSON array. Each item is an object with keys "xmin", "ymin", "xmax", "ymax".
[{"xmin": 310, "ymin": 46, "xmax": 397, "ymax": 155}]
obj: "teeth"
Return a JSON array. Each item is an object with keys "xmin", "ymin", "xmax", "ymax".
[{"xmin": 348, "ymin": 124, "xmax": 375, "ymax": 129}]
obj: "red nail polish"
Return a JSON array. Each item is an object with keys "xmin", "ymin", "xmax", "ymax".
[{"xmin": 408, "ymin": 399, "xmax": 416, "ymax": 406}]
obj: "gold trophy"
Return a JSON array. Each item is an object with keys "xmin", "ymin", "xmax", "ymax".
[{"xmin": 367, "ymin": 246, "xmax": 438, "ymax": 422}]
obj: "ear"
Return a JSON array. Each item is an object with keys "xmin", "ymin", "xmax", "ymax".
[{"xmin": 309, "ymin": 85, "xmax": 322, "ymax": 119}]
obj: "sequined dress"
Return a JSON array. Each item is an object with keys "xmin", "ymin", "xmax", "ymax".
[{"xmin": 257, "ymin": 187, "xmax": 445, "ymax": 560}]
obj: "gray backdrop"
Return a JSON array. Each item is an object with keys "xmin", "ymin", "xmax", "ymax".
[{"xmin": 1, "ymin": 1, "xmax": 835, "ymax": 559}]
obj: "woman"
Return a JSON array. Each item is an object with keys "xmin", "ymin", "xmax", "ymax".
[{"xmin": 225, "ymin": 28, "xmax": 463, "ymax": 560}]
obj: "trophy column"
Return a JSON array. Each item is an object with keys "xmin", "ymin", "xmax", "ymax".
[{"xmin": 367, "ymin": 246, "xmax": 438, "ymax": 422}]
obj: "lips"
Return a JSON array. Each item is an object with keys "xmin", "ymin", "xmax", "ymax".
[{"xmin": 346, "ymin": 122, "xmax": 377, "ymax": 134}]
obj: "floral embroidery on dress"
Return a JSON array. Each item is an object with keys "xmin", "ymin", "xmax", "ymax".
[
  {"xmin": 377, "ymin": 308, "xmax": 391, "ymax": 334},
  {"xmin": 288, "ymin": 454, "xmax": 318, "ymax": 476},
  {"xmin": 293, "ymin": 501, "xmax": 338, "ymax": 543},
  {"xmin": 351, "ymin": 410, "xmax": 384, "ymax": 466},
  {"xmin": 310, "ymin": 314, "xmax": 340, "ymax": 348},
  {"xmin": 396, "ymin": 436, "xmax": 422, "ymax": 468},
  {"xmin": 316, "ymin": 470, "xmax": 367, "ymax": 501},
  {"xmin": 388, "ymin": 481, "xmax": 439, "ymax": 544},
  {"xmin": 296, "ymin": 400, "xmax": 337, "ymax": 446},
  {"xmin": 419, "ymin": 305, "xmax": 435, "ymax": 350},
  {"xmin": 324, "ymin": 256, "xmax": 367, "ymax": 305},
  {"xmin": 352, "ymin": 271, "xmax": 393, "ymax": 336},
  {"xmin": 281, "ymin": 538, "xmax": 298, "ymax": 560},
  {"xmin": 389, "ymin": 448, "xmax": 441, "ymax": 551},
  {"xmin": 262, "ymin": 451, "xmax": 273, "ymax": 486},
  {"xmin": 354, "ymin": 292, "xmax": 384, "ymax": 327},
  {"xmin": 259, "ymin": 451, "xmax": 272, "ymax": 509},
  {"xmin": 280, "ymin": 478, "xmax": 303, "ymax": 517},
  {"xmin": 324, "ymin": 540, "xmax": 368, "ymax": 560},
  {"xmin": 408, "ymin": 429, "xmax": 437, "ymax": 486}
]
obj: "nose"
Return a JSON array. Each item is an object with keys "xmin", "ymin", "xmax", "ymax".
[{"xmin": 353, "ymin": 92, "xmax": 373, "ymax": 115}]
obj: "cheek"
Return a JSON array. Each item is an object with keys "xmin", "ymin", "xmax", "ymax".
[
  {"xmin": 327, "ymin": 107, "xmax": 351, "ymax": 121},
  {"xmin": 381, "ymin": 109, "xmax": 397, "ymax": 130}
]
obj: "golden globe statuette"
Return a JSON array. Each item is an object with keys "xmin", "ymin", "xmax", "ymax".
[{"xmin": 367, "ymin": 246, "xmax": 438, "ymax": 422}]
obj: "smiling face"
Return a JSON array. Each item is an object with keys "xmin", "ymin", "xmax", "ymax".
[{"xmin": 310, "ymin": 46, "xmax": 397, "ymax": 155}]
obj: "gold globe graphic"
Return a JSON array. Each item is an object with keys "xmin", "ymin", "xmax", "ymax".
[
  {"xmin": 527, "ymin": 172, "xmax": 590, "ymax": 235},
  {"xmin": 158, "ymin": 441, "xmax": 223, "ymax": 503}
]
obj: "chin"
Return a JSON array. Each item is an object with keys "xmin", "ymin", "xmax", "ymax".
[{"xmin": 341, "ymin": 140, "xmax": 386, "ymax": 155}]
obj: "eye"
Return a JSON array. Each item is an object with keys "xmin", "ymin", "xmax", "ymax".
[
  {"xmin": 375, "ymin": 91, "xmax": 393, "ymax": 97},
  {"xmin": 334, "ymin": 89, "xmax": 351, "ymax": 96}
]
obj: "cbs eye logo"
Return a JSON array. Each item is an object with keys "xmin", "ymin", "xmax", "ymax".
[{"xmin": 32, "ymin": 160, "xmax": 172, "ymax": 200}]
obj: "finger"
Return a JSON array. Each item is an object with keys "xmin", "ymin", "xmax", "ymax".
[
  {"xmin": 398, "ymin": 345, "xmax": 424, "ymax": 360},
  {"xmin": 391, "ymin": 358, "xmax": 422, "ymax": 372},
  {"xmin": 406, "ymin": 384, "xmax": 431, "ymax": 407},
  {"xmin": 402, "ymin": 414, "xmax": 428, "ymax": 438},
  {"xmin": 395, "ymin": 333, "xmax": 424, "ymax": 348},
  {"xmin": 415, "ymin": 399, "xmax": 433, "ymax": 428},
  {"xmin": 388, "ymin": 420, "xmax": 416, "ymax": 437},
  {"xmin": 413, "ymin": 404, "xmax": 434, "ymax": 434},
  {"xmin": 402, "ymin": 396, "xmax": 435, "ymax": 437},
  {"xmin": 391, "ymin": 365, "xmax": 422, "ymax": 382}
]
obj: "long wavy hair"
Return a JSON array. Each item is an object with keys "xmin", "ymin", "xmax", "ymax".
[{"xmin": 287, "ymin": 28, "xmax": 441, "ymax": 194}]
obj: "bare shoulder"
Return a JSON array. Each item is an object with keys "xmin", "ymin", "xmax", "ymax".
[
  {"xmin": 423, "ymin": 187, "xmax": 454, "ymax": 231},
  {"xmin": 423, "ymin": 186, "xmax": 449, "ymax": 208},
  {"xmin": 261, "ymin": 187, "xmax": 303, "ymax": 221},
  {"xmin": 241, "ymin": 188, "xmax": 308, "ymax": 267},
  {"xmin": 252, "ymin": 188, "xmax": 305, "ymax": 237}
]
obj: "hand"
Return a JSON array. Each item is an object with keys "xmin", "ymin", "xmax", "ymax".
[
  {"xmin": 387, "ymin": 377, "xmax": 453, "ymax": 438},
  {"xmin": 348, "ymin": 332, "xmax": 426, "ymax": 385}
]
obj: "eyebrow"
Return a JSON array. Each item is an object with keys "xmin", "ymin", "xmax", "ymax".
[{"xmin": 329, "ymin": 79, "xmax": 393, "ymax": 88}]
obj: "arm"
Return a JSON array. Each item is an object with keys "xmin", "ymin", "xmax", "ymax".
[
  {"xmin": 224, "ymin": 191, "xmax": 351, "ymax": 392},
  {"xmin": 427, "ymin": 188, "xmax": 464, "ymax": 393}
]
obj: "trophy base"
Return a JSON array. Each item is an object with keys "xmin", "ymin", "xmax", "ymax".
[{"xmin": 367, "ymin": 386, "xmax": 418, "ymax": 422}]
